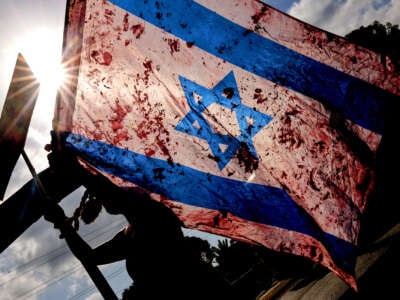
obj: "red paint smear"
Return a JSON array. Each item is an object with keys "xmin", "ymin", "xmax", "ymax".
[
  {"xmin": 111, "ymin": 121, "xmax": 123, "ymax": 131},
  {"xmin": 131, "ymin": 24, "xmax": 144, "ymax": 39},
  {"xmin": 142, "ymin": 59, "xmax": 153, "ymax": 85},
  {"xmin": 133, "ymin": 97, "xmax": 172, "ymax": 161},
  {"xmin": 143, "ymin": 60, "xmax": 152, "ymax": 72},
  {"xmin": 136, "ymin": 121, "xmax": 150, "ymax": 139},
  {"xmin": 253, "ymin": 88, "xmax": 268, "ymax": 104},
  {"xmin": 145, "ymin": 148, "xmax": 156, "ymax": 157},
  {"xmin": 91, "ymin": 50, "xmax": 100, "ymax": 60},
  {"xmin": 167, "ymin": 38, "xmax": 180, "ymax": 54},
  {"xmin": 308, "ymin": 169, "xmax": 321, "ymax": 191},
  {"xmin": 123, "ymin": 13, "xmax": 129, "ymax": 31},
  {"xmin": 104, "ymin": 9, "xmax": 114, "ymax": 16},
  {"xmin": 104, "ymin": 8, "xmax": 115, "ymax": 25},
  {"xmin": 157, "ymin": 136, "xmax": 170, "ymax": 157},
  {"xmin": 277, "ymin": 110, "xmax": 303, "ymax": 150},
  {"xmin": 114, "ymin": 130, "xmax": 128, "ymax": 144},
  {"xmin": 277, "ymin": 128, "xmax": 303, "ymax": 150},
  {"xmin": 251, "ymin": 6, "xmax": 267, "ymax": 24},
  {"xmin": 109, "ymin": 100, "xmax": 131, "ymax": 144},
  {"xmin": 91, "ymin": 50, "xmax": 113, "ymax": 66},
  {"xmin": 102, "ymin": 52, "xmax": 112, "ymax": 65},
  {"xmin": 236, "ymin": 143, "xmax": 258, "ymax": 173}
]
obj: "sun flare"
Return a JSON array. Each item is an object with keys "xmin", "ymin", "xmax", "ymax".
[{"xmin": 13, "ymin": 27, "xmax": 66, "ymax": 108}]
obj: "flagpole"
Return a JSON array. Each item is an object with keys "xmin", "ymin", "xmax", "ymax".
[{"xmin": 21, "ymin": 150, "xmax": 118, "ymax": 300}]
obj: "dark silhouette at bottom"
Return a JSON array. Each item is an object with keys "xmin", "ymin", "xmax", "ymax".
[{"xmin": 61, "ymin": 164, "xmax": 236, "ymax": 300}]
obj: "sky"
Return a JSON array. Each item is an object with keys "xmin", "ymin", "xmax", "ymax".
[{"xmin": 0, "ymin": 0, "xmax": 399, "ymax": 299}]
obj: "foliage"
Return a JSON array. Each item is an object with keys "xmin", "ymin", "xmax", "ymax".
[
  {"xmin": 212, "ymin": 239, "xmax": 325, "ymax": 299},
  {"xmin": 184, "ymin": 236, "xmax": 216, "ymax": 265},
  {"xmin": 345, "ymin": 21, "xmax": 400, "ymax": 70}
]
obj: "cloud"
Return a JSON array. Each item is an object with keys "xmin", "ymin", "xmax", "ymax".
[
  {"xmin": 288, "ymin": 0, "xmax": 400, "ymax": 36},
  {"xmin": 0, "ymin": 270, "xmax": 43, "ymax": 300},
  {"xmin": 0, "ymin": 218, "xmax": 77, "ymax": 299},
  {"xmin": 86, "ymin": 292, "xmax": 103, "ymax": 300},
  {"xmin": 0, "ymin": 203, "xmax": 127, "ymax": 299}
]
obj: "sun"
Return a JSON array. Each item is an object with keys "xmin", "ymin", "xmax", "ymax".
[
  {"xmin": 13, "ymin": 27, "xmax": 66, "ymax": 111},
  {"xmin": 2, "ymin": 26, "xmax": 69, "ymax": 149}
]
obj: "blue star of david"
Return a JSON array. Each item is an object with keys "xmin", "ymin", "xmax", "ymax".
[{"xmin": 175, "ymin": 71, "xmax": 273, "ymax": 170}]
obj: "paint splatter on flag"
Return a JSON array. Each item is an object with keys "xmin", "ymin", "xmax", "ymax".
[{"xmin": 54, "ymin": 0, "xmax": 400, "ymax": 290}]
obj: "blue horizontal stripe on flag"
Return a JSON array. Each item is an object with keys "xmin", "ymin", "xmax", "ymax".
[
  {"xmin": 110, "ymin": 0, "xmax": 389, "ymax": 134},
  {"xmin": 63, "ymin": 132, "xmax": 356, "ymax": 272}
]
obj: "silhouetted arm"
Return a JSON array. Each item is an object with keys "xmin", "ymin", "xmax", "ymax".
[
  {"xmin": 91, "ymin": 228, "xmax": 130, "ymax": 265},
  {"xmin": 44, "ymin": 202, "xmax": 129, "ymax": 266}
]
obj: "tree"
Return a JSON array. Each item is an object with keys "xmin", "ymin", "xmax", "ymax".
[
  {"xmin": 213, "ymin": 239, "xmax": 325, "ymax": 299},
  {"xmin": 184, "ymin": 236, "xmax": 217, "ymax": 266},
  {"xmin": 345, "ymin": 21, "xmax": 400, "ymax": 70}
]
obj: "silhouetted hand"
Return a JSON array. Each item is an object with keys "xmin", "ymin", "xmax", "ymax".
[{"xmin": 43, "ymin": 202, "xmax": 67, "ymax": 230}]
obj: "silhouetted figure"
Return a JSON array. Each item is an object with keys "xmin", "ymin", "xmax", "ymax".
[
  {"xmin": 45, "ymin": 142, "xmax": 236, "ymax": 299},
  {"xmin": 68, "ymin": 170, "xmax": 235, "ymax": 300}
]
